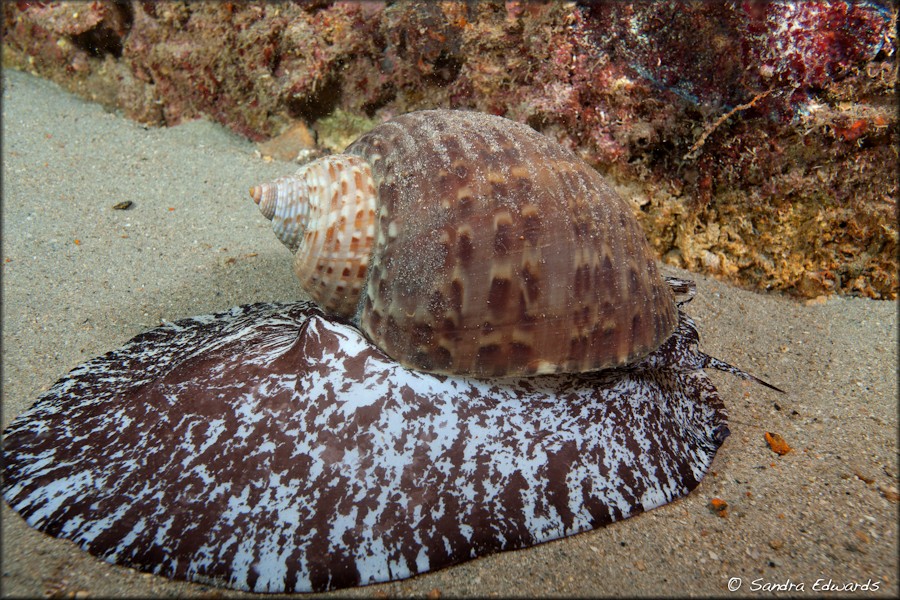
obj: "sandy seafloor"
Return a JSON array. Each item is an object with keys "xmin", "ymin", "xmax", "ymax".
[{"xmin": 1, "ymin": 68, "xmax": 897, "ymax": 598}]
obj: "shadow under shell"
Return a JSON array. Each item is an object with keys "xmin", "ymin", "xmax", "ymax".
[{"xmin": 2, "ymin": 283, "xmax": 729, "ymax": 593}]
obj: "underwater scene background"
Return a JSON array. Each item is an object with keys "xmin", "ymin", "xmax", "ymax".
[{"xmin": 3, "ymin": 0, "xmax": 896, "ymax": 300}]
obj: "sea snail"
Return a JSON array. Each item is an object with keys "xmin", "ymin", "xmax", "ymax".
[
  {"xmin": 2, "ymin": 110, "xmax": 779, "ymax": 594},
  {"xmin": 250, "ymin": 109, "xmax": 677, "ymax": 377}
]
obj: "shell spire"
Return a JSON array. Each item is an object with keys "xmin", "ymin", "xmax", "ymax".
[
  {"xmin": 250, "ymin": 155, "xmax": 378, "ymax": 318},
  {"xmin": 250, "ymin": 176, "xmax": 310, "ymax": 251}
]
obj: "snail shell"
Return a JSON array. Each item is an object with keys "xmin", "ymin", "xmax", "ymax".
[{"xmin": 251, "ymin": 110, "xmax": 677, "ymax": 377}]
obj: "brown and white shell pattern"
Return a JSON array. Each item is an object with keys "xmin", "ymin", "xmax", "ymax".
[
  {"xmin": 254, "ymin": 110, "xmax": 677, "ymax": 377},
  {"xmin": 252, "ymin": 155, "xmax": 377, "ymax": 317}
]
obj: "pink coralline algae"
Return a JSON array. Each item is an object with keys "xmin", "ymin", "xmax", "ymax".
[
  {"xmin": 750, "ymin": 1, "xmax": 892, "ymax": 93},
  {"xmin": 583, "ymin": 1, "xmax": 892, "ymax": 115}
]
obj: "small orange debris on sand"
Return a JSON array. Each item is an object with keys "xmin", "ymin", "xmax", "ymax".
[{"xmin": 765, "ymin": 431, "xmax": 792, "ymax": 455}]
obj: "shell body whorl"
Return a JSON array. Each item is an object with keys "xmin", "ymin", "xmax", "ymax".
[{"xmin": 253, "ymin": 110, "xmax": 678, "ymax": 377}]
